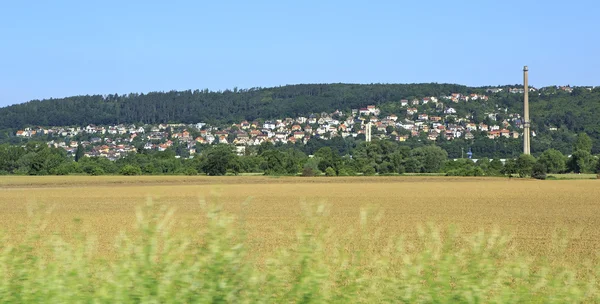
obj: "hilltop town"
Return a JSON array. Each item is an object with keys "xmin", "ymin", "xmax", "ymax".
[{"xmin": 13, "ymin": 89, "xmax": 551, "ymax": 160}]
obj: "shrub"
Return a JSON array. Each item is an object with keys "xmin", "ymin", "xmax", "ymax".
[
  {"xmin": 184, "ymin": 168, "xmax": 198, "ymax": 176},
  {"xmin": 325, "ymin": 167, "xmax": 336, "ymax": 177},
  {"xmin": 301, "ymin": 167, "xmax": 316, "ymax": 177},
  {"xmin": 120, "ymin": 165, "xmax": 142, "ymax": 176},
  {"xmin": 363, "ymin": 166, "xmax": 376, "ymax": 176},
  {"xmin": 337, "ymin": 168, "xmax": 350, "ymax": 176},
  {"xmin": 532, "ymin": 163, "xmax": 547, "ymax": 180},
  {"xmin": 90, "ymin": 167, "xmax": 105, "ymax": 176}
]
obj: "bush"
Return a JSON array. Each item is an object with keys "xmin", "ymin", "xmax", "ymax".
[
  {"xmin": 301, "ymin": 167, "xmax": 316, "ymax": 177},
  {"xmin": 516, "ymin": 154, "xmax": 536, "ymax": 177},
  {"xmin": 325, "ymin": 167, "xmax": 336, "ymax": 177},
  {"xmin": 363, "ymin": 166, "xmax": 376, "ymax": 176},
  {"xmin": 50, "ymin": 163, "xmax": 72, "ymax": 175},
  {"xmin": 532, "ymin": 163, "xmax": 547, "ymax": 180},
  {"xmin": 90, "ymin": 167, "xmax": 105, "ymax": 176},
  {"xmin": 445, "ymin": 167, "xmax": 484, "ymax": 177},
  {"xmin": 120, "ymin": 165, "xmax": 142, "ymax": 176},
  {"xmin": 337, "ymin": 168, "xmax": 350, "ymax": 176},
  {"xmin": 184, "ymin": 168, "xmax": 198, "ymax": 176}
]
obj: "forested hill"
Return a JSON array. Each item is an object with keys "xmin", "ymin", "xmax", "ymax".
[
  {"xmin": 0, "ymin": 83, "xmax": 472, "ymax": 128},
  {"xmin": 1, "ymin": 83, "xmax": 600, "ymax": 151}
]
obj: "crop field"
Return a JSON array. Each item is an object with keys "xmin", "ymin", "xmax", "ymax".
[
  {"xmin": 1, "ymin": 175, "xmax": 599, "ymax": 262},
  {"xmin": 1, "ymin": 176, "xmax": 600, "ymax": 302}
]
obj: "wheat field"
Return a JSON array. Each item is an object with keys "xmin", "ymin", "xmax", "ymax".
[
  {"xmin": 1, "ymin": 175, "xmax": 599, "ymax": 264},
  {"xmin": 2, "ymin": 176, "xmax": 600, "ymax": 302}
]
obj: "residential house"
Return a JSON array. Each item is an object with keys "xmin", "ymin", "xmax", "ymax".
[
  {"xmin": 466, "ymin": 123, "xmax": 477, "ymax": 132},
  {"xmin": 386, "ymin": 114, "xmax": 398, "ymax": 121},
  {"xmin": 444, "ymin": 107, "xmax": 457, "ymax": 114},
  {"xmin": 263, "ymin": 121, "xmax": 276, "ymax": 130}
]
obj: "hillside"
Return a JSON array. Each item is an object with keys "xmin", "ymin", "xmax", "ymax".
[
  {"xmin": 0, "ymin": 83, "xmax": 477, "ymax": 127},
  {"xmin": 1, "ymin": 83, "xmax": 600, "ymax": 153}
]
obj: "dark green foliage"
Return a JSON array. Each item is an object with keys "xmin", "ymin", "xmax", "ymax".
[
  {"xmin": 325, "ymin": 167, "xmax": 336, "ymax": 177},
  {"xmin": 574, "ymin": 133, "xmax": 593, "ymax": 153},
  {"xmin": 301, "ymin": 167, "xmax": 316, "ymax": 177},
  {"xmin": 337, "ymin": 168, "xmax": 351, "ymax": 176},
  {"xmin": 90, "ymin": 167, "xmax": 105, "ymax": 176},
  {"xmin": 516, "ymin": 154, "xmax": 536, "ymax": 178},
  {"xmin": 314, "ymin": 147, "xmax": 339, "ymax": 173},
  {"xmin": 532, "ymin": 163, "xmax": 547, "ymax": 180},
  {"xmin": 184, "ymin": 168, "xmax": 198, "ymax": 176},
  {"xmin": 444, "ymin": 159, "xmax": 485, "ymax": 176},
  {"xmin": 75, "ymin": 144, "xmax": 85, "ymax": 162},
  {"xmin": 489, "ymin": 159, "xmax": 504, "ymax": 173},
  {"xmin": 0, "ymin": 84, "xmax": 469, "ymax": 129},
  {"xmin": 409, "ymin": 145, "xmax": 448, "ymax": 173},
  {"xmin": 537, "ymin": 149, "xmax": 566, "ymax": 174},
  {"xmin": 120, "ymin": 165, "xmax": 142, "ymax": 176},
  {"xmin": 363, "ymin": 166, "xmax": 376, "ymax": 176},
  {"xmin": 502, "ymin": 159, "xmax": 517, "ymax": 176},
  {"xmin": 202, "ymin": 145, "xmax": 235, "ymax": 176},
  {"xmin": 568, "ymin": 150, "xmax": 594, "ymax": 173}
]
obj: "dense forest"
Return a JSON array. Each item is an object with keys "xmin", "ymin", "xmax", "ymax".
[
  {"xmin": 0, "ymin": 84, "xmax": 471, "ymax": 127},
  {"xmin": 1, "ymin": 83, "xmax": 600, "ymax": 154}
]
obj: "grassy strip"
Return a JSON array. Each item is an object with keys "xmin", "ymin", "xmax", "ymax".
[
  {"xmin": 1, "ymin": 202, "xmax": 599, "ymax": 303},
  {"xmin": 547, "ymin": 173, "xmax": 598, "ymax": 180}
]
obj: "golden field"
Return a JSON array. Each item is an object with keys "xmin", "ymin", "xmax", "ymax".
[{"xmin": 1, "ymin": 175, "xmax": 599, "ymax": 264}]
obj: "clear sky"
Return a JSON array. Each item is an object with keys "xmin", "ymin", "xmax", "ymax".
[{"xmin": 1, "ymin": 0, "xmax": 598, "ymax": 106}]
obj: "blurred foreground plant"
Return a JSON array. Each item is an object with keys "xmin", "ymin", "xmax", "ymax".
[{"xmin": 0, "ymin": 201, "xmax": 598, "ymax": 303}]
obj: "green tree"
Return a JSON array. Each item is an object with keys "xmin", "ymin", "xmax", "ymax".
[
  {"xmin": 120, "ymin": 165, "xmax": 142, "ymax": 176},
  {"xmin": 574, "ymin": 133, "xmax": 592, "ymax": 153},
  {"xmin": 476, "ymin": 157, "xmax": 490, "ymax": 173},
  {"xmin": 489, "ymin": 158, "xmax": 504, "ymax": 173},
  {"xmin": 202, "ymin": 145, "xmax": 234, "ymax": 176},
  {"xmin": 314, "ymin": 147, "xmax": 340, "ymax": 173},
  {"xmin": 502, "ymin": 159, "xmax": 517, "ymax": 177},
  {"xmin": 516, "ymin": 154, "xmax": 536, "ymax": 178},
  {"xmin": 568, "ymin": 150, "xmax": 594, "ymax": 173},
  {"xmin": 261, "ymin": 150, "xmax": 286, "ymax": 175},
  {"xmin": 532, "ymin": 162, "xmax": 547, "ymax": 180},
  {"xmin": 325, "ymin": 167, "xmax": 336, "ymax": 176},
  {"xmin": 409, "ymin": 145, "xmax": 448, "ymax": 173},
  {"xmin": 537, "ymin": 149, "xmax": 566, "ymax": 174},
  {"xmin": 75, "ymin": 144, "xmax": 85, "ymax": 162}
]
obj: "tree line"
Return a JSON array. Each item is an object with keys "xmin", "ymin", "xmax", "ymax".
[{"xmin": 1, "ymin": 133, "xmax": 597, "ymax": 178}]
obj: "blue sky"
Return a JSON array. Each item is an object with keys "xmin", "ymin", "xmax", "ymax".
[{"xmin": 0, "ymin": 0, "xmax": 598, "ymax": 106}]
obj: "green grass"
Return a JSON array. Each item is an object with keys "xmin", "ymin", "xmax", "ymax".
[
  {"xmin": 1, "ymin": 202, "xmax": 599, "ymax": 303},
  {"xmin": 547, "ymin": 173, "xmax": 598, "ymax": 180},
  {"xmin": 401, "ymin": 173, "xmax": 447, "ymax": 176}
]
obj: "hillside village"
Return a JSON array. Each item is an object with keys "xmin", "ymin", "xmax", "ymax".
[{"xmin": 13, "ymin": 88, "xmax": 562, "ymax": 160}]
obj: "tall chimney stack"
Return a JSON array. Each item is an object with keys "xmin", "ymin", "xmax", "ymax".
[{"xmin": 523, "ymin": 66, "xmax": 531, "ymax": 155}]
